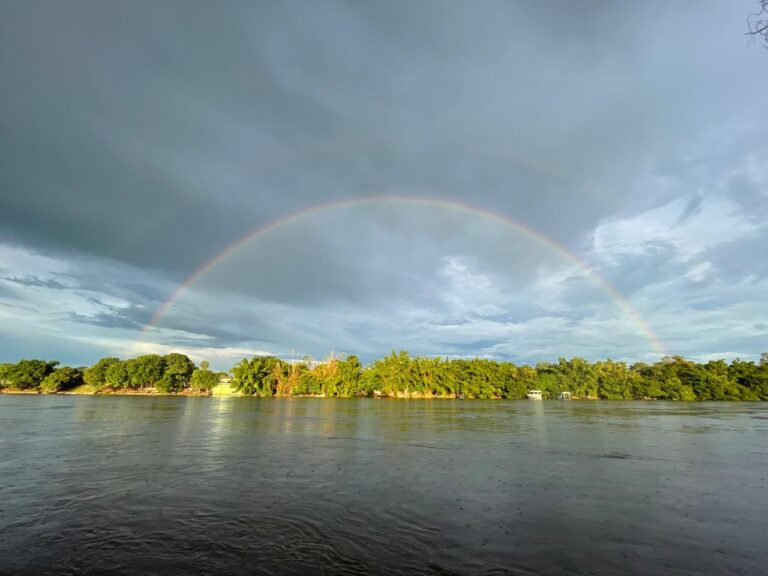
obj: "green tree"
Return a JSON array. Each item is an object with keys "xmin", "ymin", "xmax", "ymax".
[
  {"xmin": 730, "ymin": 359, "xmax": 768, "ymax": 400},
  {"xmin": 3, "ymin": 359, "xmax": 59, "ymax": 390},
  {"xmin": 163, "ymin": 353, "xmax": 195, "ymax": 390},
  {"xmin": 366, "ymin": 351, "xmax": 413, "ymax": 396},
  {"xmin": 84, "ymin": 357, "xmax": 120, "ymax": 389},
  {"xmin": 154, "ymin": 379, "xmax": 175, "ymax": 393},
  {"xmin": 190, "ymin": 361, "xmax": 220, "ymax": 392},
  {"xmin": 40, "ymin": 367, "xmax": 84, "ymax": 393},
  {"xmin": 0, "ymin": 363, "xmax": 13, "ymax": 389},
  {"xmin": 231, "ymin": 356, "xmax": 283, "ymax": 396},
  {"xmin": 337, "ymin": 355, "xmax": 362, "ymax": 396},
  {"xmin": 6, "ymin": 351, "xmax": 768, "ymax": 401},
  {"xmin": 595, "ymin": 360, "xmax": 636, "ymax": 399},
  {"xmin": 298, "ymin": 369, "xmax": 324, "ymax": 395},
  {"xmin": 105, "ymin": 361, "xmax": 130, "ymax": 390},
  {"xmin": 127, "ymin": 355, "xmax": 165, "ymax": 389}
]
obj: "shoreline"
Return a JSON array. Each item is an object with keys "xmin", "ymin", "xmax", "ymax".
[
  {"xmin": 0, "ymin": 389, "xmax": 701, "ymax": 400},
  {"xmin": 4, "ymin": 355, "xmax": 765, "ymax": 401}
]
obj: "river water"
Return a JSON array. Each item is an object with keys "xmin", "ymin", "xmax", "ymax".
[{"xmin": 1, "ymin": 396, "xmax": 766, "ymax": 575}]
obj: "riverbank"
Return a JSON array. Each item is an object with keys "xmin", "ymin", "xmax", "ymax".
[
  {"xmin": 0, "ymin": 386, "xmax": 212, "ymax": 397},
  {"xmin": 0, "ymin": 387, "xmax": 551, "ymax": 399},
  {"xmin": 0, "ymin": 388, "xmax": 654, "ymax": 399},
  {"xmin": 3, "ymin": 354, "xmax": 766, "ymax": 400}
]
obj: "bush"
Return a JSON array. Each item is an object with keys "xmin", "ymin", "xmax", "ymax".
[{"xmin": 40, "ymin": 367, "xmax": 84, "ymax": 394}]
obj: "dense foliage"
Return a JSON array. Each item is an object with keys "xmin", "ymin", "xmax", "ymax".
[
  {"xmin": 0, "ymin": 359, "xmax": 59, "ymax": 390},
  {"xmin": 40, "ymin": 367, "xmax": 84, "ymax": 394},
  {"xmin": 190, "ymin": 361, "xmax": 221, "ymax": 392},
  {"xmin": 1, "ymin": 353, "xmax": 217, "ymax": 394},
  {"xmin": 2, "ymin": 352, "xmax": 767, "ymax": 400}
]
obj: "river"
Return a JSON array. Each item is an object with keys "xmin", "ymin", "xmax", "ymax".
[{"xmin": 1, "ymin": 396, "xmax": 766, "ymax": 575}]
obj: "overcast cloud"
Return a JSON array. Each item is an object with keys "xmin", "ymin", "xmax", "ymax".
[{"xmin": 1, "ymin": 0, "xmax": 766, "ymax": 369}]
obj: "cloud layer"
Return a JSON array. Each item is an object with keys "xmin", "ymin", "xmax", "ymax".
[{"xmin": 1, "ymin": 1, "xmax": 766, "ymax": 368}]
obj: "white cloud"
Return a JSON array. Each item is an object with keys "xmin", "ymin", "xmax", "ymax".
[
  {"xmin": 0, "ymin": 243, "xmax": 166, "ymax": 360},
  {"xmin": 685, "ymin": 261, "xmax": 714, "ymax": 282},
  {"xmin": 591, "ymin": 194, "xmax": 761, "ymax": 263},
  {"xmin": 437, "ymin": 256, "xmax": 503, "ymax": 316}
]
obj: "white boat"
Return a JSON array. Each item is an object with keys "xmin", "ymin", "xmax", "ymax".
[
  {"xmin": 527, "ymin": 389, "xmax": 543, "ymax": 400},
  {"xmin": 558, "ymin": 391, "xmax": 572, "ymax": 400}
]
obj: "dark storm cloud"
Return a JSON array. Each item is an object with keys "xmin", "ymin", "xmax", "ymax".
[
  {"xmin": 2, "ymin": 0, "xmax": 762, "ymax": 276},
  {"xmin": 0, "ymin": 0, "xmax": 766, "ymax": 364}
]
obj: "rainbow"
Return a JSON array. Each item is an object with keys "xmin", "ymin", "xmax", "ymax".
[{"xmin": 140, "ymin": 195, "xmax": 667, "ymax": 355}]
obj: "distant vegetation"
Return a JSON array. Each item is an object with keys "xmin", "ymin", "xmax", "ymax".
[
  {"xmin": 1, "ymin": 352, "xmax": 768, "ymax": 400},
  {"xmin": 0, "ymin": 354, "xmax": 222, "ymax": 395}
]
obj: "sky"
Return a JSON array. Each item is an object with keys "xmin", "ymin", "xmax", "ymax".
[{"xmin": 1, "ymin": 0, "xmax": 766, "ymax": 370}]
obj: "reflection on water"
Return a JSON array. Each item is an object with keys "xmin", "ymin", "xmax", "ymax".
[
  {"xmin": 0, "ymin": 397, "xmax": 766, "ymax": 575},
  {"xmin": 204, "ymin": 396, "xmax": 234, "ymax": 456}
]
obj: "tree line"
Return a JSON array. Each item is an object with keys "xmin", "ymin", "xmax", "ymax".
[
  {"xmin": 2, "ymin": 351, "xmax": 768, "ymax": 400},
  {"xmin": 0, "ymin": 353, "xmax": 221, "ymax": 394}
]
